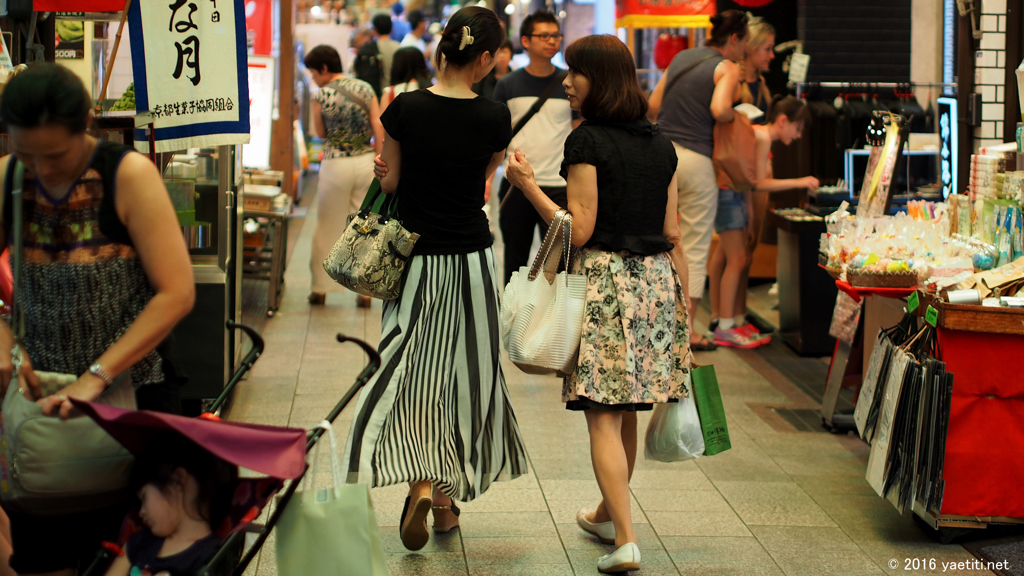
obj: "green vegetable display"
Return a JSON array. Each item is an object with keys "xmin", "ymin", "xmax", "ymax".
[
  {"xmin": 56, "ymin": 21, "xmax": 85, "ymax": 43},
  {"xmin": 110, "ymin": 83, "xmax": 135, "ymax": 112}
]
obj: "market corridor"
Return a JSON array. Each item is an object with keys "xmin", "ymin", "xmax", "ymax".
[{"xmin": 230, "ymin": 185, "xmax": 995, "ymax": 576}]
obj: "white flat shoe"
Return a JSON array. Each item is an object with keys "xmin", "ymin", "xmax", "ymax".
[
  {"xmin": 576, "ymin": 508, "xmax": 615, "ymax": 544},
  {"xmin": 598, "ymin": 542, "xmax": 641, "ymax": 573}
]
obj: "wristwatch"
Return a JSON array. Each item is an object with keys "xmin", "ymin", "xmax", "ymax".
[{"xmin": 89, "ymin": 363, "xmax": 115, "ymax": 387}]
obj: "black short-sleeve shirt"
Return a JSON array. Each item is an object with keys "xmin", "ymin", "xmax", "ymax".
[
  {"xmin": 560, "ymin": 119, "xmax": 678, "ymax": 256},
  {"xmin": 381, "ymin": 90, "xmax": 512, "ymax": 255}
]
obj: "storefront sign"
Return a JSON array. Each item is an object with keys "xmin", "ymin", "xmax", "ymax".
[
  {"xmin": 244, "ymin": 0, "xmax": 272, "ymax": 56},
  {"xmin": 938, "ymin": 96, "xmax": 958, "ymax": 198},
  {"xmin": 55, "ymin": 20, "xmax": 85, "ymax": 59},
  {"xmin": 244, "ymin": 56, "xmax": 275, "ymax": 168},
  {"xmin": 128, "ymin": 0, "xmax": 251, "ymax": 152},
  {"xmin": 38, "ymin": 0, "xmax": 124, "ymax": 10},
  {"xmin": 616, "ymin": 0, "xmax": 715, "ymax": 29},
  {"xmin": 56, "ymin": 12, "xmax": 123, "ymax": 20}
]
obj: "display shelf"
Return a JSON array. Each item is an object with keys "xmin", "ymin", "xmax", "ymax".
[
  {"xmin": 935, "ymin": 302, "xmax": 1024, "ymax": 336},
  {"xmin": 843, "ymin": 148, "xmax": 940, "ymax": 200}
]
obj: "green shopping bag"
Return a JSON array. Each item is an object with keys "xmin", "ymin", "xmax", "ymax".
[
  {"xmin": 358, "ymin": 178, "xmax": 394, "ymax": 216},
  {"xmin": 276, "ymin": 422, "xmax": 387, "ymax": 576},
  {"xmin": 691, "ymin": 364, "xmax": 731, "ymax": 456}
]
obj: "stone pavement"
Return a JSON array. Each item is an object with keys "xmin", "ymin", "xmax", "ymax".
[{"xmin": 232, "ymin": 190, "xmax": 994, "ymax": 576}]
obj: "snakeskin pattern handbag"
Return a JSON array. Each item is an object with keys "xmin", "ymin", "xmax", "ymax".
[{"xmin": 322, "ymin": 179, "xmax": 419, "ymax": 300}]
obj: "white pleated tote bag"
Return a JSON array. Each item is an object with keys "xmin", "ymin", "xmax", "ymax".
[{"xmin": 501, "ymin": 210, "xmax": 587, "ymax": 376}]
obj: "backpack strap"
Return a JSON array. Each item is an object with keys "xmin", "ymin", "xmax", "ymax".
[
  {"xmin": 663, "ymin": 53, "xmax": 718, "ymax": 98},
  {"xmin": 510, "ymin": 73, "xmax": 564, "ymax": 140},
  {"xmin": 96, "ymin": 141, "xmax": 134, "ymax": 246}
]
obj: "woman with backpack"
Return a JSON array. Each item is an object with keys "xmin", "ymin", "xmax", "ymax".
[{"xmin": 0, "ymin": 63, "xmax": 194, "ymax": 576}]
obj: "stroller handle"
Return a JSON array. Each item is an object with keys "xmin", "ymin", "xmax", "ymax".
[
  {"xmin": 205, "ymin": 322, "xmax": 267, "ymax": 418},
  {"xmin": 226, "ymin": 333, "xmax": 381, "ymax": 576},
  {"xmin": 302, "ymin": 334, "xmax": 381, "ymax": 451}
]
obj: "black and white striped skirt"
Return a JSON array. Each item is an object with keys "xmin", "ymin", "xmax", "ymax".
[{"xmin": 341, "ymin": 248, "xmax": 528, "ymax": 501}]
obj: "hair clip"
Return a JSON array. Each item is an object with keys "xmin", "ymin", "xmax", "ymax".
[{"xmin": 459, "ymin": 26, "xmax": 475, "ymax": 51}]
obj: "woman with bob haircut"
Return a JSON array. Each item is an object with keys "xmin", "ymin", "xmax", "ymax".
[{"xmin": 506, "ymin": 35, "xmax": 691, "ymax": 574}]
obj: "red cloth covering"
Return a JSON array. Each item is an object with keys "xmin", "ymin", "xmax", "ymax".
[
  {"xmin": 937, "ymin": 328, "xmax": 1024, "ymax": 518},
  {"xmin": 72, "ymin": 399, "xmax": 308, "ymax": 480},
  {"xmin": 835, "ymin": 279, "xmax": 915, "ymax": 304},
  {"xmin": 35, "ymin": 0, "xmax": 125, "ymax": 10}
]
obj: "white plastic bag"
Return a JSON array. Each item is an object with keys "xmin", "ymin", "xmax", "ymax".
[{"xmin": 644, "ymin": 397, "xmax": 705, "ymax": 462}]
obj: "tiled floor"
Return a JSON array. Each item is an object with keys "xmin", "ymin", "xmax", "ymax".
[{"xmin": 232, "ymin": 186, "xmax": 995, "ymax": 575}]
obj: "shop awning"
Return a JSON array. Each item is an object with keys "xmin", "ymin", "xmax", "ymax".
[
  {"xmin": 34, "ymin": 0, "xmax": 125, "ymax": 11},
  {"xmin": 616, "ymin": 0, "xmax": 715, "ymax": 29}
]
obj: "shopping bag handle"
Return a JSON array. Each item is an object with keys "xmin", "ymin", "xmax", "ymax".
[{"xmin": 303, "ymin": 420, "xmax": 342, "ymax": 494}]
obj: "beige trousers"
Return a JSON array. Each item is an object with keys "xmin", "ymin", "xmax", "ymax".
[
  {"xmin": 673, "ymin": 142, "xmax": 719, "ymax": 300},
  {"xmin": 310, "ymin": 153, "xmax": 375, "ymax": 293}
]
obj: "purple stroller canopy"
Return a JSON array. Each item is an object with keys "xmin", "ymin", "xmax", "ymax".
[{"xmin": 72, "ymin": 400, "xmax": 307, "ymax": 480}]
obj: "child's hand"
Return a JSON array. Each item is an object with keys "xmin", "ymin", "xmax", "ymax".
[{"xmin": 800, "ymin": 176, "xmax": 820, "ymax": 190}]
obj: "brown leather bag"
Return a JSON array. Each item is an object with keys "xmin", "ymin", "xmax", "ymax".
[{"xmin": 713, "ymin": 114, "xmax": 758, "ymax": 192}]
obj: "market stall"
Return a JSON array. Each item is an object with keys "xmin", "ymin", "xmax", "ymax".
[
  {"xmin": 813, "ymin": 144, "xmax": 1024, "ymax": 536},
  {"xmin": 616, "ymin": 0, "xmax": 713, "ymax": 56}
]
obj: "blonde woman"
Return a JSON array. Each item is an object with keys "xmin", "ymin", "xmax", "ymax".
[
  {"xmin": 707, "ymin": 16, "xmax": 776, "ymax": 343},
  {"xmin": 738, "ymin": 16, "xmax": 775, "ymax": 123}
]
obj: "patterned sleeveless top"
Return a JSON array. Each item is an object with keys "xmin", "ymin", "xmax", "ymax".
[{"xmin": 3, "ymin": 141, "xmax": 164, "ymax": 386}]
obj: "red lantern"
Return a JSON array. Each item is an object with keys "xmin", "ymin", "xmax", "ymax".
[{"xmin": 654, "ymin": 33, "xmax": 688, "ymax": 70}]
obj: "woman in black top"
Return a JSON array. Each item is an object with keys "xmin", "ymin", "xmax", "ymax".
[
  {"xmin": 507, "ymin": 35, "xmax": 691, "ymax": 574},
  {"xmin": 342, "ymin": 6, "xmax": 527, "ymax": 552},
  {"xmin": 472, "ymin": 39, "xmax": 513, "ymax": 100}
]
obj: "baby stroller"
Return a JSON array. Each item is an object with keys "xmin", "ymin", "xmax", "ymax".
[{"xmin": 78, "ymin": 322, "xmax": 381, "ymax": 576}]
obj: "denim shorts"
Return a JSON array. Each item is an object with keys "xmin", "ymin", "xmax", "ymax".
[{"xmin": 714, "ymin": 188, "xmax": 748, "ymax": 233}]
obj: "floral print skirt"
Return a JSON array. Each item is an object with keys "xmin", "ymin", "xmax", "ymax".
[{"xmin": 564, "ymin": 249, "xmax": 692, "ymax": 409}]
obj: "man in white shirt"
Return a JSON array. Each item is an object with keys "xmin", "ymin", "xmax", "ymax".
[
  {"xmin": 400, "ymin": 10, "xmax": 428, "ymax": 54},
  {"xmin": 493, "ymin": 10, "xmax": 580, "ymax": 284}
]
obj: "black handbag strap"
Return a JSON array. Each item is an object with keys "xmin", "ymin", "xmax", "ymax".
[
  {"xmin": 8, "ymin": 160, "xmax": 26, "ymax": 341},
  {"xmin": 663, "ymin": 53, "xmax": 717, "ymax": 98},
  {"xmin": 510, "ymin": 73, "xmax": 565, "ymax": 140}
]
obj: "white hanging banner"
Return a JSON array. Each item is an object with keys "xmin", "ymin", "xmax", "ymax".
[{"xmin": 128, "ymin": 0, "xmax": 250, "ymax": 152}]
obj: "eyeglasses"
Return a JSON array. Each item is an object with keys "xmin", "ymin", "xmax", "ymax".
[{"xmin": 528, "ymin": 33, "xmax": 563, "ymax": 42}]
